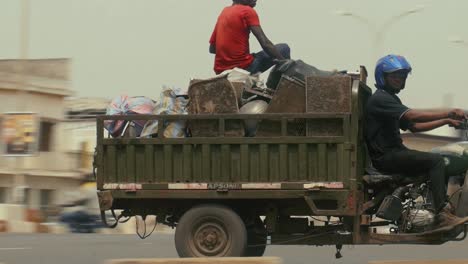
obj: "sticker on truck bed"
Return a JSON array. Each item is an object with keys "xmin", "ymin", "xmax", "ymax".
[{"xmin": 103, "ymin": 182, "xmax": 344, "ymax": 190}]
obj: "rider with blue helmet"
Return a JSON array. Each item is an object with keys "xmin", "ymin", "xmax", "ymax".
[
  {"xmin": 374, "ymin": 54, "xmax": 412, "ymax": 91},
  {"xmin": 365, "ymin": 54, "xmax": 468, "ymax": 229}
]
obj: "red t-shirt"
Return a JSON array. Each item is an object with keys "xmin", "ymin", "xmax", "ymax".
[{"xmin": 209, "ymin": 5, "xmax": 260, "ymax": 74}]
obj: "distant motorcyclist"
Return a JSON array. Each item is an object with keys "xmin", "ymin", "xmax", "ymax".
[
  {"xmin": 59, "ymin": 177, "xmax": 101, "ymax": 233},
  {"xmin": 365, "ymin": 54, "xmax": 468, "ymax": 229}
]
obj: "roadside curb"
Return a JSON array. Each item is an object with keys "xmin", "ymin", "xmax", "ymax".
[
  {"xmin": 369, "ymin": 260, "xmax": 468, "ymax": 264},
  {"xmin": 105, "ymin": 257, "xmax": 282, "ymax": 264},
  {"xmin": 0, "ymin": 219, "xmax": 175, "ymax": 235}
]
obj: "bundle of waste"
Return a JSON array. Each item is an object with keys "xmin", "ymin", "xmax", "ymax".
[
  {"xmin": 104, "ymin": 88, "xmax": 189, "ymax": 138},
  {"xmin": 141, "ymin": 87, "xmax": 189, "ymax": 138},
  {"xmin": 104, "ymin": 95, "xmax": 156, "ymax": 137}
]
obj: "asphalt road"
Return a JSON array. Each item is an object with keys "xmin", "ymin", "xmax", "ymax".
[{"xmin": 1, "ymin": 233, "xmax": 468, "ymax": 264}]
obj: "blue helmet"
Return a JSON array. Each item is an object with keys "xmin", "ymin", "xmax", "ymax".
[{"xmin": 375, "ymin": 55, "xmax": 412, "ymax": 89}]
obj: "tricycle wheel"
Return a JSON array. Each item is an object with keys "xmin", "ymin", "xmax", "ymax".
[
  {"xmin": 245, "ymin": 217, "xmax": 267, "ymax": 257},
  {"xmin": 175, "ymin": 204, "xmax": 247, "ymax": 257}
]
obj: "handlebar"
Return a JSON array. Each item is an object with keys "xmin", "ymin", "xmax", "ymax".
[{"xmin": 457, "ymin": 119, "xmax": 468, "ymax": 130}]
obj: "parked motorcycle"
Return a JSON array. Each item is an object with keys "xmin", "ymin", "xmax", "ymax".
[{"xmin": 363, "ymin": 120, "xmax": 468, "ymax": 234}]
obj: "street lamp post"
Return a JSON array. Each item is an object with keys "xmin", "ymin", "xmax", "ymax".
[
  {"xmin": 448, "ymin": 36, "xmax": 468, "ymax": 141},
  {"xmin": 335, "ymin": 6, "xmax": 425, "ymax": 61},
  {"xmin": 449, "ymin": 36, "xmax": 468, "ymax": 47},
  {"xmin": 12, "ymin": 0, "xmax": 31, "ymax": 204}
]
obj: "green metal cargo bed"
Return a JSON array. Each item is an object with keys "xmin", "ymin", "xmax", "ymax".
[{"xmin": 95, "ymin": 78, "xmax": 371, "ymax": 218}]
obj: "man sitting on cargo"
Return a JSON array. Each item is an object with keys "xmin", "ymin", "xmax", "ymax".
[
  {"xmin": 365, "ymin": 54, "xmax": 468, "ymax": 229},
  {"xmin": 209, "ymin": 0, "xmax": 291, "ymax": 75}
]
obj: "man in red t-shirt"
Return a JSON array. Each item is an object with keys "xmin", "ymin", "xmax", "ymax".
[{"xmin": 209, "ymin": 0, "xmax": 290, "ymax": 75}]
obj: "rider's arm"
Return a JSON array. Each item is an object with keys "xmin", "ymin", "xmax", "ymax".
[
  {"xmin": 407, "ymin": 119, "xmax": 458, "ymax": 133},
  {"xmin": 403, "ymin": 108, "xmax": 466, "ymax": 123},
  {"xmin": 250, "ymin": 26, "xmax": 285, "ymax": 60}
]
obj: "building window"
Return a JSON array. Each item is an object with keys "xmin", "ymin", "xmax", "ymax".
[
  {"xmin": 40, "ymin": 189, "xmax": 53, "ymax": 210},
  {"xmin": 23, "ymin": 188, "xmax": 31, "ymax": 207},
  {"xmin": 39, "ymin": 121, "xmax": 54, "ymax": 152},
  {"xmin": 0, "ymin": 187, "xmax": 7, "ymax": 203}
]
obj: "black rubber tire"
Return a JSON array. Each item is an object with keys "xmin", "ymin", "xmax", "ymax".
[
  {"xmin": 175, "ymin": 204, "xmax": 247, "ymax": 257},
  {"xmin": 245, "ymin": 217, "xmax": 267, "ymax": 257}
]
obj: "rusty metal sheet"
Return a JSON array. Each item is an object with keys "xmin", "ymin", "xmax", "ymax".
[
  {"xmin": 305, "ymin": 76, "xmax": 352, "ymax": 137},
  {"xmin": 306, "ymin": 75, "xmax": 352, "ymax": 113},
  {"xmin": 187, "ymin": 76, "xmax": 243, "ymax": 137},
  {"xmin": 256, "ymin": 76, "xmax": 306, "ymax": 137}
]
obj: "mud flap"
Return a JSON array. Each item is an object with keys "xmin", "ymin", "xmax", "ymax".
[
  {"xmin": 100, "ymin": 210, "xmax": 118, "ymax": 228},
  {"xmin": 455, "ymin": 173, "xmax": 468, "ymax": 217}
]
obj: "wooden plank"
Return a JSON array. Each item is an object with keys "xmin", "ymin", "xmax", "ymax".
[
  {"xmin": 240, "ymin": 144, "xmax": 249, "ymax": 182},
  {"xmin": 327, "ymin": 144, "xmax": 337, "ymax": 182},
  {"xmin": 279, "ymin": 144, "xmax": 288, "ymax": 181},
  {"xmin": 192, "ymin": 145, "xmax": 202, "ymax": 182},
  {"xmin": 163, "ymin": 145, "xmax": 173, "ymax": 182},
  {"xmin": 154, "ymin": 146, "xmax": 164, "ymax": 182},
  {"xmin": 336, "ymin": 144, "xmax": 344, "ymax": 182},
  {"xmin": 183, "ymin": 145, "xmax": 192, "ymax": 182},
  {"xmin": 144, "ymin": 145, "xmax": 154, "ymax": 183},
  {"xmin": 221, "ymin": 144, "xmax": 231, "ymax": 181},
  {"xmin": 230, "ymin": 145, "xmax": 241, "ymax": 182},
  {"xmin": 249, "ymin": 145, "xmax": 259, "ymax": 182},
  {"xmin": 117, "ymin": 146, "xmax": 127, "ymax": 183},
  {"xmin": 105, "ymin": 257, "xmax": 282, "ymax": 264},
  {"xmin": 269, "ymin": 144, "xmax": 280, "ymax": 182},
  {"xmin": 307, "ymin": 144, "xmax": 318, "ymax": 181},
  {"xmin": 298, "ymin": 144, "xmax": 307, "ymax": 180},
  {"xmin": 107, "ymin": 145, "xmax": 117, "ymax": 183},
  {"xmin": 317, "ymin": 144, "xmax": 327, "ymax": 182},
  {"xmin": 126, "ymin": 145, "xmax": 136, "ymax": 183},
  {"xmin": 135, "ymin": 146, "xmax": 145, "ymax": 183},
  {"xmin": 259, "ymin": 144, "xmax": 269, "ymax": 181},
  {"xmin": 201, "ymin": 144, "xmax": 211, "ymax": 182},
  {"xmin": 100, "ymin": 112, "xmax": 347, "ymax": 121},
  {"xmin": 288, "ymin": 145, "xmax": 298, "ymax": 181},
  {"xmin": 110, "ymin": 189, "xmax": 345, "ymax": 199},
  {"xmin": 102, "ymin": 136, "xmax": 346, "ymax": 145},
  {"xmin": 96, "ymin": 118, "xmax": 104, "ymax": 188},
  {"xmin": 172, "ymin": 145, "xmax": 182, "ymax": 182},
  {"xmin": 211, "ymin": 145, "xmax": 221, "ymax": 181}
]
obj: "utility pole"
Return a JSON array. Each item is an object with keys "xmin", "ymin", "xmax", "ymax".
[{"xmin": 12, "ymin": 0, "xmax": 31, "ymax": 204}]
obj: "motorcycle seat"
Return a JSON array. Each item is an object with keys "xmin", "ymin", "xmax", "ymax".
[{"xmin": 363, "ymin": 167, "xmax": 426, "ymax": 186}]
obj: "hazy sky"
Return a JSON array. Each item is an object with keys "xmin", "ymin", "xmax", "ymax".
[{"xmin": 1, "ymin": 0, "xmax": 467, "ymax": 110}]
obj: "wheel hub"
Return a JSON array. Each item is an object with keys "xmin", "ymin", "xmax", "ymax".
[{"xmin": 193, "ymin": 223, "xmax": 229, "ymax": 256}]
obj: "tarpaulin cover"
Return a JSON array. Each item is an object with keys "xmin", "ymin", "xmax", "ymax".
[{"xmin": 104, "ymin": 95, "xmax": 156, "ymax": 137}]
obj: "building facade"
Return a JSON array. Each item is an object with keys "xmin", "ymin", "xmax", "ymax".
[{"xmin": 0, "ymin": 59, "xmax": 85, "ymax": 213}]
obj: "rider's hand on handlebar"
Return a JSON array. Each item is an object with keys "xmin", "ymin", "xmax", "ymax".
[
  {"xmin": 447, "ymin": 118, "xmax": 464, "ymax": 128},
  {"xmin": 448, "ymin": 108, "xmax": 467, "ymax": 120}
]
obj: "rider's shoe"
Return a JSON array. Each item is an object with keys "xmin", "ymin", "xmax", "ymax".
[{"xmin": 432, "ymin": 207, "xmax": 468, "ymax": 230}]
